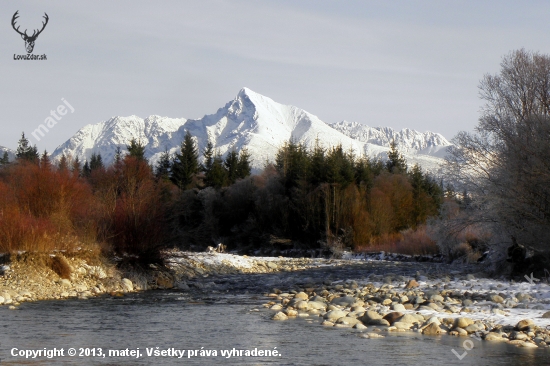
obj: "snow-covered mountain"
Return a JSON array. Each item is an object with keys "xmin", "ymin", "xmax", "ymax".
[
  {"xmin": 329, "ymin": 121, "xmax": 451, "ymax": 159},
  {"xmin": 0, "ymin": 146, "xmax": 15, "ymax": 162},
  {"xmin": 51, "ymin": 88, "xmax": 451, "ymax": 173}
]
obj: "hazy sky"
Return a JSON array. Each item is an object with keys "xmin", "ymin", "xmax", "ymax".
[{"xmin": 2, "ymin": 0, "xmax": 550, "ymax": 152}]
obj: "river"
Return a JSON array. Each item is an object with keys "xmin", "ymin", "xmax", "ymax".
[{"xmin": 1, "ymin": 266, "xmax": 549, "ymax": 365}]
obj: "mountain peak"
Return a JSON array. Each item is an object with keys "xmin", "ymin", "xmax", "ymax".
[
  {"xmin": 51, "ymin": 89, "xmax": 451, "ymax": 173},
  {"xmin": 235, "ymin": 87, "xmax": 276, "ymax": 106}
]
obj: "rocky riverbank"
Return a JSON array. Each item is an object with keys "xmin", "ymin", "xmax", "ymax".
[
  {"xmin": 3, "ymin": 250, "xmax": 550, "ymax": 351},
  {"xmin": 0, "ymin": 253, "xmax": 149, "ymax": 307},
  {"xmin": 260, "ymin": 270, "xmax": 550, "ymax": 349},
  {"xmin": 0, "ymin": 250, "xmax": 342, "ymax": 307}
]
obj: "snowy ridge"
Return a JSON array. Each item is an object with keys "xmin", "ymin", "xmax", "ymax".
[
  {"xmin": 51, "ymin": 88, "xmax": 451, "ymax": 173},
  {"xmin": 0, "ymin": 146, "xmax": 15, "ymax": 162},
  {"xmin": 330, "ymin": 120, "xmax": 452, "ymax": 159}
]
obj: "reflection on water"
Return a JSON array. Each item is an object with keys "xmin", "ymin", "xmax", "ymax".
[{"xmin": 0, "ymin": 292, "xmax": 548, "ymax": 365}]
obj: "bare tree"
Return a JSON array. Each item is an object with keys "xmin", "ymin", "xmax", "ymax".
[{"xmin": 446, "ymin": 49, "xmax": 550, "ymax": 257}]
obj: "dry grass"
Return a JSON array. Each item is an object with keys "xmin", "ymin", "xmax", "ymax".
[
  {"xmin": 355, "ymin": 226, "xmax": 439, "ymax": 256},
  {"xmin": 50, "ymin": 255, "xmax": 72, "ymax": 279}
]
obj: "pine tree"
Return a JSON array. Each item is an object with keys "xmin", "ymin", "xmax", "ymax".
[
  {"xmin": 409, "ymin": 164, "xmax": 425, "ymax": 227},
  {"xmin": 127, "ymin": 138, "xmax": 147, "ymax": 161},
  {"xmin": 171, "ymin": 131, "xmax": 199, "ymax": 189},
  {"xmin": 355, "ymin": 157, "xmax": 373, "ymax": 189},
  {"xmin": 82, "ymin": 160, "xmax": 91, "ymax": 177},
  {"xmin": 310, "ymin": 140, "xmax": 326, "ymax": 186},
  {"xmin": 224, "ymin": 150, "xmax": 239, "ymax": 184},
  {"xmin": 113, "ymin": 146, "xmax": 123, "ymax": 173},
  {"xmin": 386, "ymin": 140, "xmax": 407, "ymax": 173},
  {"xmin": 40, "ymin": 150, "xmax": 51, "ymax": 169},
  {"xmin": 207, "ymin": 152, "xmax": 227, "ymax": 188},
  {"xmin": 275, "ymin": 140, "xmax": 309, "ymax": 191},
  {"xmin": 236, "ymin": 148, "xmax": 252, "ymax": 179},
  {"xmin": 90, "ymin": 152, "xmax": 104, "ymax": 171},
  {"xmin": 72, "ymin": 156, "xmax": 82, "ymax": 177},
  {"xmin": 201, "ymin": 141, "xmax": 214, "ymax": 174},
  {"xmin": 0, "ymin": 151, "xmax": 9, "ymax": 166},
  {"xmin": 114, "ymin": 146, "xmax": 123, "ymax": 164},
  {"xmin": 15, "ymin": 132, "xmax": 39, "ymax": 162},
  {"xmin": 155, "ymin": 148, "xmax": 172, "ymax": 181},
  {"xmin": 326, "ymin": 145, "xmax": 354, "ymax": 185},
  {"xmin": 58, "ymin": 154, "xmax": 69, "ymax": 172}
]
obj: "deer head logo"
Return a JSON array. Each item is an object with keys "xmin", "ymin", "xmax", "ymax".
[{"xmin": 12, "ymin": 11, "xmax": 49, "ymax": 54}]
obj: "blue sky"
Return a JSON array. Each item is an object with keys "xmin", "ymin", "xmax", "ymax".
[{"xmin": 2, "ymin": 0, "xmax": 550, "ymax": 152}]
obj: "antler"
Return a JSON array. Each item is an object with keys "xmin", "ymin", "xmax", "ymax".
[
  {"xmin": 29, "ymin": 13, "xmax": 49, "ymax": 39},
  {"xmin": 11, "ymin": 11, "xmax": 49, "ymax": 39},
  {"xmin": 11, "ymin": 11, "xmax": 27, "ymax": 37}
]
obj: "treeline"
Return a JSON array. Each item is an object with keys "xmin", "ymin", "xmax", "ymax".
[
  {"xmin": 0, "ymin": 131, "xmax": 443, "ymax": 261},
  {"xmin": 174, "ymin": 140, "xmax": 443, "ymax": 254}
]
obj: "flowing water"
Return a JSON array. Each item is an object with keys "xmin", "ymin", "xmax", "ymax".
[{"xmin": 1, "ymin": 266, "xmax": 549, "ymax": 365}]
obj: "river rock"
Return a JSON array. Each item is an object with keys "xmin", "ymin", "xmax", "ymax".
[
  {"xmin": 359, "ymin": 310, "xmax": 382, "ymax": 323},
  {"xmin": 542, "ymin": 311, "xmax": 550, "ymax": 319},
  {"xmin": 396, "ymin": 313, "xmax": 421, "ymax": 325},
  {"xmin": 19, "ymin": 290, "xmax": 32, "ymax": 298},
  {"xmin": 75, "ymin": 284, "xmax": 88, "ymax": 292},
  {"xmin": 360, "ymin": 333, "xmax": 385, "ymax": 339},
  {"xmin": 489, "ymin": 294, "xmax": 504, "ymax": 303},
  {"xmin": 462, "ymin": 299, "xmax": 474, "ymax": 306},
  {"xmin": 331, "ymin": 296, "xmax": 356, "ymax": 306},
  {"xmin": 295, "ymin": 300, "xmax": 309, "ymax": 310},
  {"xmin": 465, "ymin": 324, "xmax": 482, "ymax": 333},
  {"xmin": 336, "ymin": 317, "xmax": 362, "ymax": 326},
  {"xmin": 284, "ymin": 309, "xmax": 298, "ymax": 317},
  {"xmin": 324, "ymin": 310, "xmax": 348, "ymax": 321},
  {"xmin": 121, "ymin": 278, "xmax": 133, "ymax": 292},
  {"xmin": 405, "ymin": 280, "xmax": 419, "ymax": 289},
  {"xmin": 393, "ymin": 321, "xmax": 413, "ymax": 330},
  {"xmin": 368, "ymin": 318, "xmax": 390, "ymax": 326},
  {"xmin": 509, "ymin": 340, "xmax": 537, "ymax": 348},
  {"xmin": 0, "ymin": 296, "xmax": 4, "ymax": 304},
  {"xmin": 454, "ymin": 327, "xmax": 468, "ymax": 336},
  {"xmin": 391, "ymin": 304, "xmax": 406, "ymax": 311},
  {"xmin": 454, "ymin": 317, "xmax": 474, "ymax": 329},
  {"xmin": 483, "ymin": 332, "xmax": 506, "ymax": 341},
  {"xmin": 310, "ymin": 296, "xmax": 326, "ymax": 303},
  {"xmin": 424, "ymin": 316, "xmax": 441, "ymax": 326},
  {"xmin": 272, "ymin": 312, "xmax": 288, "ymax": 320},
  {"xmin": 307, "ymin": 301, "xmax": 327, "ymax": 311},
  {"xmin": 350, "ymin": 306, "xmax": 366, "ymax": 313},
  {"xmin": 59, "ymin": 279, "xmax": 71, "ymax": 288},
  {"xmin": 294, "ymin": 292, "xmax": 309, "ymax": 300},
  {"xmin": 383, "ymin": 312, "xmax": 404, "ymax": 325},
  {"xmin": 511, "ymin": 331, "xmax": 528, "ymax": 340},
  {"xmin": 422, "ymin": 322, "xmax": 443, "ymax": 335},
  {"xmin": 515, "ymin": 319, "xmax": 534, "ymax": 331}
]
